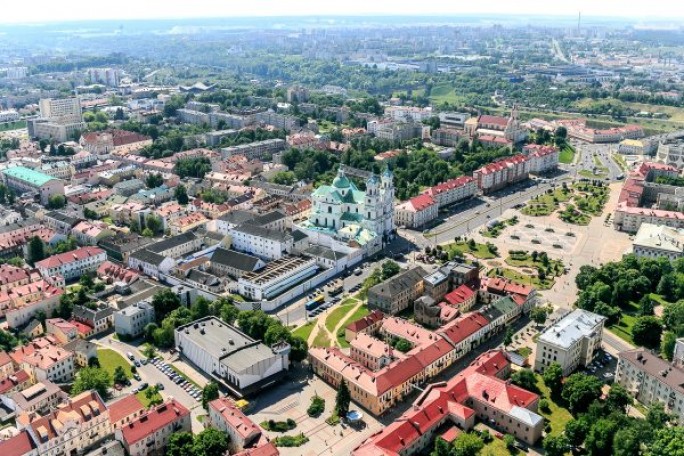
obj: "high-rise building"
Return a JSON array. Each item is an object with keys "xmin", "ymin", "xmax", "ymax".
[{"xmin": 28, "ymin": 97, "xmax": 85, "ymax": 142}]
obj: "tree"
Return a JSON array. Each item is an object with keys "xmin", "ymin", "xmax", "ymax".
[
  {"xmin": 335, "ymin": 379, "xmax": 351, "ymax": 417},
  {"xmin": 0, "ymin": 329, "xmax": 18, "ymax": 351},
  {"xmin": 662, "ymin": 331, "xmax": 677, "ymax": 360},
  {"xmin": 84, "ymin": 207, "xmax": 99, "ymax": 220},
  {"xmin": 152, "ymin": 289, "xmax": 181, "ymax": 322},
  {"xmin": 145, "ymin": 385, "xmax": 162, "ymax": 406},
  {"xmin": 543, "ymin": 434, "xmax": 570, "ymax": 456},
  {"xmin": 146, "ymin": 173, "xmax": 164, "ymax": 189},
  {"xmin": 394, "ymin": 338, "xmax": 412, "ymax": 353},
  {"xmin": 585, "ymin": 418, "xmax": 619, "ymax": 456},
  {"xmin": 647, "ymin": 426, "xmax": 684, "ymax": 456},
  {"xmin": 452, "ymin": 432, "xmax": 484, "ymax": 456},
  {"xmin": 381, "ymin": 260, "xmax": 401, "ymax": 280},
  {"xmin": 646, "ymin": 401, "xmax": 672, "ymax": 429},
  {"xmin": 47, "ymin": 194, "xmax": 66, "ymax": 209},
  {"xmin": 510, "ymin": 369, "xmax": 538, "ymax": 392},
  {"xmin": 543, "ymin": 362, "xmax": 564, "ymax": 396},
  {"xmin": 202, "ymin": 382, "xmax": 219, "ymax": 409},
  {"xmin": 503, "ymin": 327, "xmax": 513, "ymax": 347},
  {"xmin": 142, "ymin": 344, "xmax": 157, "ymax": 359},
  {"xmin": 632, "ymin": 316, "xmax": 663, "ymax": 349},
  {"xmin": 72, "ymin": 367, "xmax": 111, "ymax": 399},
  {"xmin": 145, "ymin": 214, "xmax": 163, "ymax": 235},
  {"xmin": 562, "ymin": 373, "xmax": 603, "ymax": 414},
  {"xmin": 79, "ymin": 273, "xmax": 95, "ymax": 290},
  {"xmin": 530, "ymin": 306, "xmax": 548, "ymax": 326},
  {"xmin": 663, "ymin": 300, "xmax": 684, "ymax": 335},
  {"xmin": 193, "ymin": 428, "xmax": 230, "ymax": 456},
  {"xmin": 166, "ymin": 432, "xmax": 195, "ymax": 456},
  {"xmin": 430, "ymin": 437, "xmax": 453, "ymax": 456},
  {"xmin": 113, "ymin": 366, "xmax": 128, "ymax": 385},
  {"xmin": 28, "ymin": 236, "xmax": 46, "ymax": 265},
  {"xmin": 175, "ymin": 184, "xmax": 189, "ymax": 204},
  {"xmin": 613, "ymin": 424, "xmax": 643, "ymax": 456},
  {"xmin": 503, "ymin": 434, "xmax": 516, "ymax": 451},
  {"xmin": 606, "ymin": 383, "xmax": 632, "ymax": 412}
]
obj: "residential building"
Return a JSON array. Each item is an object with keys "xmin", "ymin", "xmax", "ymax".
[
  {"xmin": 631, "ymin": 222, "xmax": 684, "ymax": 261},
  {"xmin": 523, "ymin": 144, "xmax": 561, "ymax": 174},
  {"xmin": 0, "ymin": 264, "xmax": 39, "ymax": 293},
  {"xmin": 351, "ymin": 350, "xmax": 543, "ymax": 454},
  {"xmin": 367, "ymin": 267, "xmax": 426, "ymax": 315},
  {"xmin": 0, "ymin": 369, "xmax": 31, "ymax": 396},
  {"xmin": 28, "ymin": 97, "xmax": 85, "ymax": 142},
  {"xmin": 229, "ymin": 223, "xmax": 295, "ymax": 261},
  {"xmin": 208, "ymin": 397, "xmax": 274, "ymax": 453},
  {"xmin": 431, "ymin": 128, "xmax": 463, "ymax": 147},
  {"xmin": 2, "ymin": 280, "xmax": 64, "ymax": 329},
  {"xmin": 35, "ymin": 246, "xmax": 107, "ymax": 281},
  {"xmin": 127, "ymin": 249, "xmax": 175, "ymax": 279},
  {"xmin": 237, "ymin": 255, "xmax": 318, "ymax": 301},
  {"xmin": 21, "ymin": 344, "xmax": 74, "ymax": 383},
  {"xmin": 473, "ymin": 155, "xmax": 530, "ymax": 194},
  {"xmin": 44, "ymin": 211, "xmax": 82, "ymax": 235},
  {"xmin": 115, "ymin": 400, "xmax": 191, "ymax": 456},
  {"xmin": 561, "ymin": 119, "xmax": 644, "ymax": 143},
  {"xmin": 534, "ymin": 309, "xmax": 606, "ymax": 375},
  {"xmin": 394, "ymin": 194, "xmax": 439, "ymax": 229},
  {"xmin": 344, "ymin": 310, "xmax": 385, "ymax": 343},
  {"xmin": 71, "ymin": 220, "xmax": 114, "ymax": 246},
  {"xmin": 109, "ymin": 394, "xmax": 146, "ymax": 430},
  {"xmin": 175, "ymin": 316, "xmax": 290, "ymax": 396},
  {"xmin": 63, "ymin": 338, "xmax": 97, "ymax": 367},
  {"xmin": 615, "ymin": 349, "xmax": 684, "ymax": 423},
  {"xmin": 72, "ymin": 304, "xmax": 114, "ymax": 336},
  {"xmin": 45, "ymin": 318, "xmax": 79, "ymax": 344},
  {"xmin": 423, "ymin": 176, "xmax": 478, "ymax": 209},
  {"xmin": 10, "ymin": 380, "xmax": 67, "ymax": 415},
  {"xmin": 221, "ymin": 139, "xmax": 286, "ymax": 160},
  {"xmin": 1, "ymin": 166, "xmax": 65, "ymax": 205},
  {"xmin": 114, "ymin": 301, "xmax": 155, "ymax": 338},
  {"xmin": 0, "ymin": 350, "xmax": 14, "ymax": 380}
]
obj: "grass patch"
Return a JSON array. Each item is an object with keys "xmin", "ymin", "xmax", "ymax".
[
  {"xmin": 444, "ymin": 241, "xmax": 498, "ymax": 260},
  {"xmin": 325, "ymin": 303, "xmax": 356, "ymax": 333},
  {"xmin": 480, "ymin": 438, "xmax": 518, "ymax": 456},
  {"xmin": 136, "ymin": 389, "xmax": 162, "ymax": 407},
  {"xmin": 649, "ymin": 293, "xmax": 672, "ymax": 306},
  {"xmin": 312, "ymin": 330, "xmax": 332, "ymax": 348},
  {"xmin": 535, "ymin": 375, "xmax": 573, "ymax": 437},
  {"xmin": 336, "ymin": 305, "xmax": 370, "ymax": 348},
  {"xmin": 325, "ymin": 412, "xmax": 341, "ymax": 426},
  {"xmin": 516, "ymin": 346, "xmax": 532, "ymax": 358},
  {"xmin": 521, "ymin": 188, "xmax": 573, "ymax": 217},
  {"xmin": 505, "ymin": 251, "xmax": 565, "ymax": 276},
  {"xmin": 612, "ymin": 153, "xmax": 629, "ymax": 172},
  {"xmin": 487, "ymin": 267, "xmax": 555, "ymax": 290},
  {"xmin": 607, "ymin": 301, "xmax": 640, "ymax": 345},
  {"xmin": 273, "ymin": 433, "xmax": 309, "ymax": 447},
  {"xmin": 169, "ymin": 364, "xmax": 200, "ymax": 388},
  {"xmin": 429, "ymin": 83, "xmax": 465, "ymax": 105},
  {"xmin": 0, "ymin": 120, "xmax": 27, "ymax": 131},
  {"xmin": 292, "ymin": 321, "xmax": 316, "ymax": 341},
  {"xmin": 559, "ymin": 145, "xmax": 575, "ymax": 164},
  {"xmin": 579, "ymin": 169, "xmax": 606, "ymax": 179},
  {"xmin": 97, "ymin": 348, "xmax": 132, "ymax": 379}
]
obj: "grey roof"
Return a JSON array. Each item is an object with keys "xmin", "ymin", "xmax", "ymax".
[
  {"xmin": 509, "ymin": 406, "xmax": 544, "ymax": 427},
  {"xmin": 63, "ymin": 338, "xmax": 96, "ymax": 354},
  {"xmin": 219, "ymin": 210, "xmax": 255, "ymax": 225},
  {"xmin": 220, "ymin": 344, "xmax": 277, "ymax": 374},
  {"xmin": 424, "ymin": 269, "xmax": 448, "ymax": 286},
  {"xmin": 303, "ymin": 245, "xmax": 347, "ymax": 262},
  {"xmin": 45, "ymin": 211, "xmax": 82, "ymax": 227},
  {"xmin": 73, "ymin": 304, "xmax": 113, "ymax": 322},
  {"xmin": 22, "ymin": 319, "xmax": 42, "ymax": 335},
  {"xmin": 176, "ymin": 316, "xmax": 263, "ymax": 361},
  {"xmin": 186, "ymin": 269, "xmax": 219, "ymax": 286},
  {"xmin": 113, "ymin": 178, "xmax": 145, "ymax": 189},
  {"xmin": 633, "ymin": 223, "xmax": 684, "ymax": 254},
  {"xmin": 254, "ymin": 210, "xmax": 285, "ymax": 225},
  {"xmin": 129, "ymin": 249, "xmax": 168, "ymax": 266},
  {"xmin": 232, "ymin": 223, "xmax": 292, "ymax": 243},
  {"xmin": 99, "ymin": 233, "xmax": 154, "ymax": 253},
  {"xmin": 620, "ymin": 348, "xmax": 684, "ymax": 395},
  {"xmin": 148, "ymin": 232, "xmax": 197, "ymax": 254},
  {"xmin": 368, "ymin": 267, "xmax": 427, "ymax": 299},
  {"xmin": 210, "ymin": 248, "xmax": 262, "ymax": 272},
  {"xmin": 538, "ymin": 309, "xmax": 606, "ymax": 349},
  {"xmin": 292, "ymin": 229, "xmax": 309, "ymax": 243}
]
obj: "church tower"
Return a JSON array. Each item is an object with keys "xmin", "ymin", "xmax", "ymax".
[
  {"xmin": 364, "ymin": 173, "xmax": 382, "ymax": 235},
  {"xmin": 380, "ymin": 165, "xmax": 395, "ymax": 236}
]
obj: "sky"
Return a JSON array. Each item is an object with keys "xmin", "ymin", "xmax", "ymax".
[{"xmin": 1, "ymin": 0, "xmax": 683, "ymax": 24}]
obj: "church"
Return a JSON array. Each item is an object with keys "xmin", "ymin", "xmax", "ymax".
[{"xmin": 297, "ymin": 166, "xmax": 394, "ymax": 252}]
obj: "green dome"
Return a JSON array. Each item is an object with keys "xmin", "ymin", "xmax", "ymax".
[{"xmin": 333, "ymin": 171, "xmax": 351, "ymax": 188}]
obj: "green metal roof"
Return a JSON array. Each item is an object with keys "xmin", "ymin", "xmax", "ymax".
[{"xmin": 3, "ymin": 166, "xmax": 57, "ymax": 186}]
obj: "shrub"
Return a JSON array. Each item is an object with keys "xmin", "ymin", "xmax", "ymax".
[
  {"xmin": 307, "ymin": 395, "xmax": 325, "ymax": 417},
  {"xmin": 273, "ymin": 433, "xmax": 309, "ymax": 447},
  {"xmin": 539, "ymin": 398, "xmax": 551, "ymax": 413}
]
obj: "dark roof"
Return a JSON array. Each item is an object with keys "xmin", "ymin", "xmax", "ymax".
[
  {"xmin": 45, "ymin": 211, "xmax": 83, "ymax": 227},
  {"xmin": 63, "ymin": 338, "xmax": 96, "ymax": 353},
  {"xmin": 210, "ymin": 248, "xmax": 262, "ymax": 272},
  {"xmin": 233, "ymin": 223, "xmax": 292, "ymax": 243},
  {"xmin": 303, "ymin": 245, "xmax": 347, "ymax": 261},
  {"xmin": 186, "ymin": 269, "xmax": 220, "ymax": 286},
  {"xmin": 148, "ymin": 232, "xmax": 197, "ymax": 254},
  {"xmin": 99, "ymin": 233, "xmax": 154, "ymax": 253},
  {"xmin": 254, "ymin": 210, "xmax": 285, "ymax": 225},
  {"xmin": 219, "ymin": 210, "xmax": 256, "ymax": 225},
  {"xmin": 129, "ymin": 249, "xmax": 168, "ymax": 266},
  {"xmin": 73, "ymin": 304, "xmax": 113, "ymax": 322},
  {"xmin": 292, "ymin": 229, "xmax": 309, "ymax": 243},
  {"xmin": 368, "ymin": 267, "xmax": 427, "ymax": 299},
  {"xmin": 620, "ymin": 349, "xmax": 684, "ymax": 395}
]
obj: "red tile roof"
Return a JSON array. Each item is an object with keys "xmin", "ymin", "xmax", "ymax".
[
  {"xmin": 35, "ymin": 246, "xmax": 104, "ymax": 269},
  {"xmin": 443, "ymin": 284, "xmax": 476, "ymax": 307},
  {"xmin": 426, "ymin": 176, "xmax": 475, "ymax": 196},
  {"xmin": 438, "ymin": 312, "xmax": 489, "ymax": 345},
  {"xmin": 346, "ymin": 310, "xmax": 384, "ymax": 333},
  {"xmin": 121, "ymin": 400, "xmax": 190, "ymax": 445},
  {"xmin": 475, "ymin": 154, "xmax": 528, "ymax": 175},
  {"xmin": 406, "ymin": 194, "xmax": 436, "ymax": 212},
  {"xmin": 209, "ymin": 397, "xmax": 261, "ymax": 441},
  {"xmin": 234, "ymin": 441, "xmax": 280, "ymax": 456},
  {"xmin": 109, "ymin": 394, "xmax": 145, "ymax": 424},
  {"xmin": 478, "ymin": 115, "xmax": 509, "ymax": 127},
  {"xmin": 0, "ymin": 369, "xmax": 30, "ymax": 394},
  {"xmin": 0, "ymin": 430, "xmax": 36, "ymax": 456}
]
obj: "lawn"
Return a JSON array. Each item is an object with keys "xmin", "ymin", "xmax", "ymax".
[
  {"xmin": 97, "ymin": 349, "xmax": 132, "ymax": 379},
  {"xmin": 559, "ymin": 145, "xmax": 575, "ymax": 164},
  {"xmin": 169, "ymin": 364, "xmax": 200, "ymax": 388},
  {"xmin": 559, "ymin": 206, "xmax": 591, "ymax": 226},
  {"xmin": 292, "ymin": 321, "xmax": 316, "ymax": 342},
  {"xmin": 487, "ymin": 267, "xmax": 555, "ymax": 290},
  {"xmin": 521, "ymin": 188, "xmax": 572, "ymax": 217},
  {"xmin": 533, "ymin": 376, "xmax": 573, "ymax": 437},
  {"xmin": 429, "ymin": 83, "xmax": 464, "ymax": 105},
  {"xmin": 480, "ymin": 438, "xmax": 518, "ymax": 456},
  {"xmin": 325, "ymin": 303, "xmax": 356, "ymax": 333},
  {"xmin": 444, "ymin": 241, "xmax": 498, "ymax": 260},
  {"xmin": 336, "ymin": 305, "xmax": 371, "ymax": 348},
  {"xmin": 481, "ymin": 221, "xmax": 508, "ymax": 238},
  {"xmin": 136, "ymin": 389, "xmax": 162, "ymax": 407},
  {"xmin": 0, "ymin": 120, "xmax": 27, "ymax": 131},
  {"xmin": 612, "ymin": 153, "xmax": 629, "ymax": 172},
  {"xmin": 312, "ymin": 330, "xmax": 332, "ymax": 348},
  {"xmin": 608, "ymin": 302, "xmax": 641, "ymax": 345}
]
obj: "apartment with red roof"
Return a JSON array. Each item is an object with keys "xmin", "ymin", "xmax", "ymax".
[
  {"xmin": 2, "ymin": 280, "xmax": 64, "ymax": 329},
  {"xmin": 115, "ymin": 399, "xmax": 190, "ymax": 456},
  {"xmin": 45, "ymin": 318, "xmax": 79, "ymax": 344},
  {"xmin": 21, "ymin": 344, "xmax": 74, "ymax": 383},
  {"xmin": 473, "ymin": 154, "xmax": 531, "ymax": 195},
  {"xmin": 394, "ymin": 194, "xmax": 438, "ymax": 229},
  {"xmin": 35, "ymin": 246, "xmax": 107, "ymax": 281},
  {"xmin": 208, "ymin": 397, "xmax": 275, "ymax": 453},
  {"xmin": 352, "ymin": 350, "xmax": 543, "ymax": 455},
  {"xmin": 0, "ymin": 368, "xmax": 31, "ymax": 395},
  {"xmin": 0, "ymin": 430, "xmax": 38, "ymax": 456},
  {"xmin": 423, "ymin": 176, "xmax": 477, "ymax": 208},
  {"xmin": 109, "ymin": 394, "xmax": 146, "ymax": 429},
  {"xmin": 0, "ymin": 350, "xmax": 14, "ymax": 380}
]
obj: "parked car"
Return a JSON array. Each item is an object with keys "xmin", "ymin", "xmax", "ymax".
[
  {"xmin": 138, "ymin": 382, "xmax": 148, "ymax": 391},
  {"xmin": 133, "ymin": 373, "xmax": 141, "ymax": 381},
  {"xmin": 156, "ymin": 382, "xmax": 165, "ymax": 390}
]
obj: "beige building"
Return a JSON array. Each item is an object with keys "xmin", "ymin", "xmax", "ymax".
[
  {"xmin": 394, "ymin": 194, "xmax": 438, "ymax": 229},
  {"xmin": 534, "ymin": 309, "xmax": 606, "ymax": 375},
  {"xmin": 367, "ymin": 267, "xmax": 426, "ymax": 315},
  {"xmin": 208, "ymin": 397, "xmax": 271, "ymax": 453}
]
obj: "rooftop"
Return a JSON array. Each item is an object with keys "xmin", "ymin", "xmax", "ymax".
[
  {"xmin": 538, "ymin": 309, "xmax": 606, "ymax": 349},
  {"xmin": 2, "ymin": 166, "xmax": 58, "ymax": 186},
  {"xmin": 120, "ymin": 400, "xmax": 190, "ymax": 445}
]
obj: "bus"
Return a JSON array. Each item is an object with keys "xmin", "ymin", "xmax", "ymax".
[{"xmin": 305, "ymin": 295, "xmax": 325, "ymax": 311}]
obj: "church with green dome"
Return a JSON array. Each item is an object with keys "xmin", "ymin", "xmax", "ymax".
[{"xmin": 297, "ymin": 166, "xmax": 394, "ymax": 249}]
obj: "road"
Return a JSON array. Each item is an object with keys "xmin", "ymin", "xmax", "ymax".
[{"xmin": 551, "ymin": 38, "xmax": 570, "ymax": 63}]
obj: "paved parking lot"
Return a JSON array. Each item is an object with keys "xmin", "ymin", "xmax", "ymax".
[{"xmin": 507, "ymin": 223, "xmax": 580, "ymax": 252}]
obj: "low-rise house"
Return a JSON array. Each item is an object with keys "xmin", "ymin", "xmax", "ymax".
[
  {"xmin": 44, "ymin": 211, "xmax": 83, "ymax": 236},
  {"xmin": 71, "ymin": 221, "xmax": 114, "ymax": 246},
  {"xmin": 45, "ymin": 318, "xmax": 79, "ymax": 344},
  {"xmin": 21, "ymin": 344, "xmax": 75, "ymax": 383},
  {"xmin": 115, "ymin": 399, "xmax": 191, "ymax": 456},
  {"xmin": 63, "ymin": 338, "xmax": 97, "ymax": 367},
  {"xmin": 114, "ymin": 301, "xmax": 155, "ymax": 339},
  {"xmin": 97, "ymin": 261, "xmax": 140, "ymax": 285},
  {"xmin": 208, "ymin": 397, "xmax": 273, "ymax": 453},
  {"xmin": 72, "ymin": 304, "xmax": 114, "ymax": 337},
  {"xmin": 0, "ymin": 264, "xmax": 40, "ymax": 293},
  {"xmin": 109, "ymin": 394, "xmax": 146, "ymax": 430},
  {"xmin": 1, "ymin": 280, "xmax": 64, "ymax": 329},
  {"xmin": 0, "ymin": 430, "xmax": 39, "ymax": 456},
  {"xmin": 394, "ymin": 194, "xmax": 439, "ymax": 229},
  {"xmin": 0, "ymin": 350, "xmax": 14, "ymax": 380},
  {"xmin": 344, "ymin": 310, "xmax": 385, "ymax": 343},
  {"xmin": 0, "ymin": 369, "xmax": 31, "ymax": 396},
  {"xmin": 168, "ymin": 212, "xmax": 208, "ymax": 235}
]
